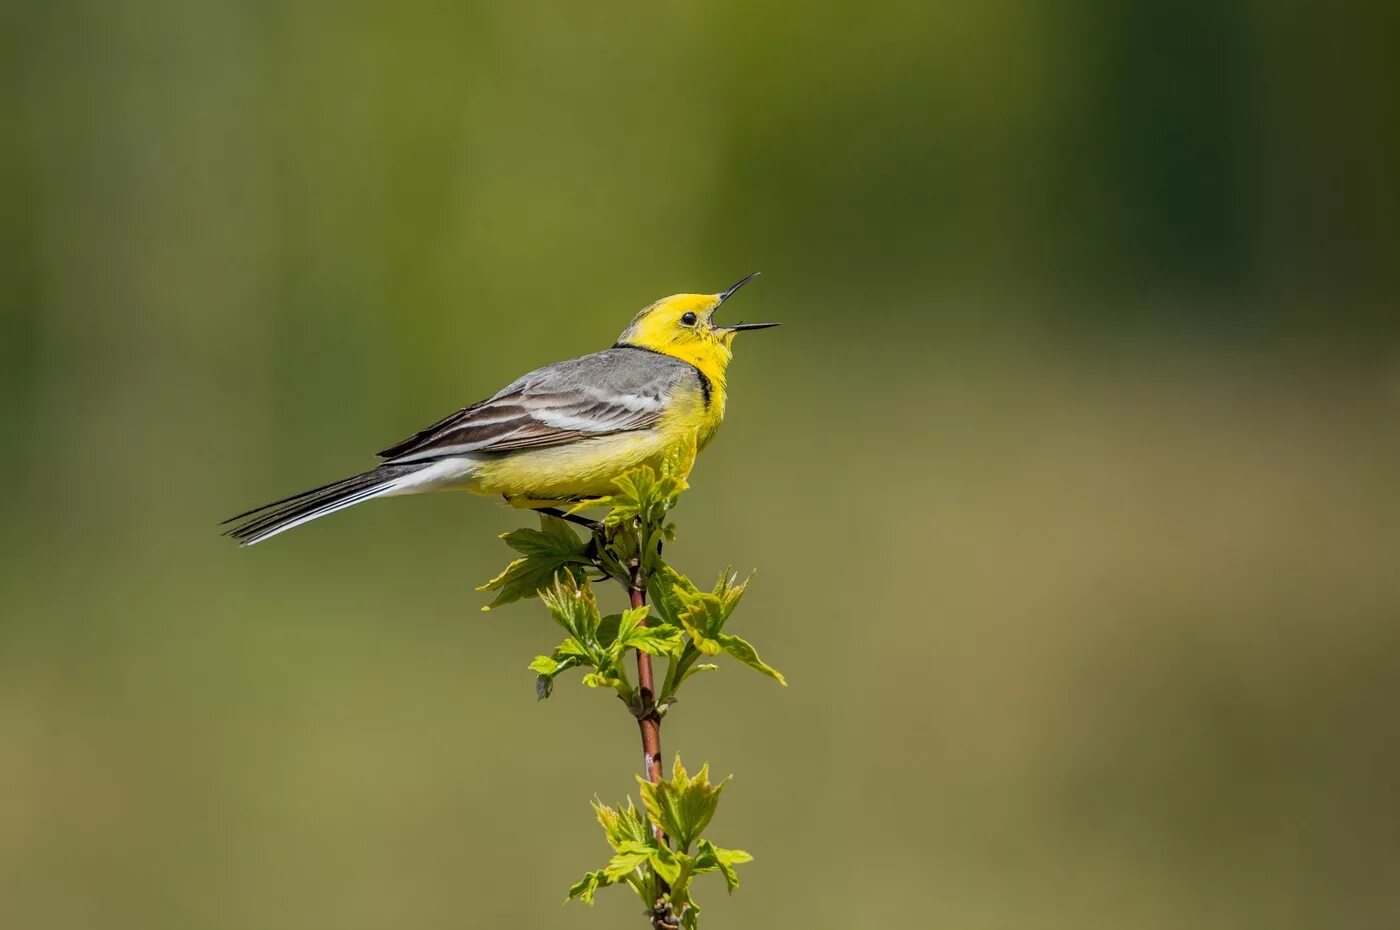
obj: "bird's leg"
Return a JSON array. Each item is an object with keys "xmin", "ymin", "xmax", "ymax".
[
  {"xmin": 501, "ymin": 496, "xmax": 599, "ymax": 532},
  {"xmin": 524, "ymin": 503, "xmax": 611, "ymax": 569},
  {"xmin": 582, "ymin": 519, "xmax": 612, "ymax": 570},
  {"xmin": 533, "ymin": 506, "xmax": 600, "ymax": 532}
]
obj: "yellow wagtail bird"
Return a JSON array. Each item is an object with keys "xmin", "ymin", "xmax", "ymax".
[{"xmin": 223, "ymin": 274, "xmax": 776, "ymax": 546}]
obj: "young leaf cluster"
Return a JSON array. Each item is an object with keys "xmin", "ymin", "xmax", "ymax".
[
  {"xmin": 649, "ymin": 565, "xmax": 785, "ymax": 708},
  {"xmin": 521, "ymin": 550, "xmax": 785, "ymax": 712},
  {"xmin": 530, "ymin": 574, "xmax": 683, "ymax": 704},
  {"xmin": 569, "ymin": 756, "xmax": 752, "ymax": 930}
]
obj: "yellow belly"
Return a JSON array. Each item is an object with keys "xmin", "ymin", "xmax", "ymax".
[{"xmin": 468, "ymin": 429, "xmax": 679, "ymax": 503}]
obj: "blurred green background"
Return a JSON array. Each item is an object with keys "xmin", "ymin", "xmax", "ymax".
[{"xmin": 3, "ymin": 2, "xmax": 1398, "ymax": 928}]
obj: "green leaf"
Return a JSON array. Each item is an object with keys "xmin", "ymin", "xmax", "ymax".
[
  {"xmin": 624, "ymin": 625, "xmax": 686, "ymax": 657},
  {"xmin": 695, "ymin": 839, "xmax": 752, "ymax": 893},
  {"xmin": 569, "ymin": 455, "xmax": 690, "ymax": 530},
  {"xmin": 648, "ymin": 564, "xmax": 700, "ymax": 628},
  {"xmin": 716, "ymin": 633, "xmax": 786, "ymax": 685},
  {"xmin": 593, "ymin": 798, "xmax": 650, "ymax": 851},
  {"xmin": 610, "ymin": 606, "xmax": 648, "ymax": 650},
  {"xmin": 579, "ymin": 800, "xmax": 659, "ymax": 908},
  {"xmin": 528, "ymin": 655, "xmax": 562, "ymax": 676},
  {"xmin": 664, "ymin": 851, "xmax": 699, "ymax": 919},
  {"xmin": 673, "ymin": 572, "xmax": 746, "ymax": 642},
  {"xmin": 554, "ymin": 638, "xmax": 591, "ymax": 660},
  {"xmin": 603, "ymin": 840, "xmax": 654, "ymax": 881},
  {"xmin": 673, "ymin": 596, "xmax": 724, "ymax": 655},
  {"xmin": 539, "ymin": 574, "xmax": 602, "ymax": 643},
  {"xmin": 580, "ymin": 671, "xmax": 625, "ymax": 691},
  {"xmin": 648, "ymin": 842, "xmax": 688, "ymax": 890},
  {"xmin": 566, "ymin": 869, "xmax": 615, "ymax": 905},
  {"xmin": 530, "ymin": 653, "xmax": 583, "ymax": 700},
  {"xmin": 660, "ymin": 570, "xmax": 787, "ymax": 686},
  {"xmin": 477, "ymin": 515, "xmax": 591, "ymax": 610},
  {"xmin": 503, "ymin": 514, "xmax": 587, "ymax": 557},
  {"xmin": 638, "ymin": 755, "xmax": 730, "ymax": 854}
]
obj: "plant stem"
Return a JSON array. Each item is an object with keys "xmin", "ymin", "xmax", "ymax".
[
  {"xmin": 628, "ymin": 552, "xmax": 674, "ymax": 928},
  {"xmin": 629, "ymin": 557, "xmax": 665, "ymax": 789}
]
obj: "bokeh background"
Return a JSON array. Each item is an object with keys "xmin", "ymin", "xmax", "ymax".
[{"xmin": 3, "ymin": 2, "xmax": 1398, "ymax": 928}]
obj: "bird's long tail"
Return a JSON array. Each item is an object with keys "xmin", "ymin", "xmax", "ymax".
[{"xmin": 222, "ymin": 464, "xmax": 429, "ymax": 546}]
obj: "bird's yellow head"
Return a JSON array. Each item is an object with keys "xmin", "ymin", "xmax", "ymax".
[{"xmin": 615, "ymin": 273, "xmax": 777, "ymax": 383}]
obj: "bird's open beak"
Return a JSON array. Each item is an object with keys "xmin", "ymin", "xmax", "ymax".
[
  {"xmin": 717, "ymin": 271, "xmax": 761, "ymax": 304},
  {"xmin": 714, "ymin": 272, "xmax": 779, "ymax": 333}
]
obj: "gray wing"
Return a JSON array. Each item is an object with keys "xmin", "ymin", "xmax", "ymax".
[{"xmin": 378, "ymin": 347, "xmax": 697, "ymax": 463}]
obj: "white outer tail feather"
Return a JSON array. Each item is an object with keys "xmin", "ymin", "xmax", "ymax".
[{"xmin": 234, "ymin": 457, "xmax": 479, "ymax": 546}]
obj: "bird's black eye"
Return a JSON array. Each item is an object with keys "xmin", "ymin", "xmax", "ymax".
[{"xmin": 680, "ymin": 311, "xmax": 698, "ymax": 326}]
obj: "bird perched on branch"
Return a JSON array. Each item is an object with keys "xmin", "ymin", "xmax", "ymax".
[{"xmin": 223, "ymin": 274, "xmax": 776, "ymax": 545}]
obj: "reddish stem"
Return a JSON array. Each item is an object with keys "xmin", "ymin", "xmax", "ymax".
[
  {"xmin": 629, "ymin": 559, "xmax": 673, "ymax": 927},
  {"xmin": 631, "ymin": 572, "xmax": 664, "ymax": 788}
]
